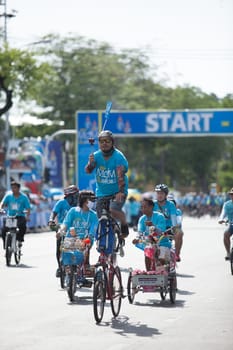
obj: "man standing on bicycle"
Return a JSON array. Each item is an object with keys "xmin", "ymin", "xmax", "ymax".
[
  {"xmin": 48, "ymin": 185, "xmax": 79, "ymax": 277},
  {"xmin": 218, "ymin": 187, "xmax": 233, "ymax": 260},
  {"xmin": 153, "ymin": 184, "xmax": 183, "ymax": 262},
  {"xmin": 0, "ymin": 181, "xmax": 31, "ymax": 249},
  {"xmin": 85, "ymin": 130, "xmax": 129, "ymax": 239}
]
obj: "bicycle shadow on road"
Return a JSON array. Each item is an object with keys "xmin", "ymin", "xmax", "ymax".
[
  {"xmin": 177, "ymin": 288, "xmax": 195, "ymax": 296},
  {"xmin": 4, "ymin": 263, "xmax": 34, "ymax": 269},
  {"xmin": 176, "ymin": 273, "xmax": 195, "ymax": 278},
  {"xmin": 132, "ymin": 298, "xmax": 186, "ymax": 308},
  {"xmin": 66, "ymin": 289, "xmax": 94, "ymax": 306},
  {"xmin": 109, "ymin": 315, "xmax": 162, "ymax": 337}
]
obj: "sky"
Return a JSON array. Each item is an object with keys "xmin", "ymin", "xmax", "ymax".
[{"xmin": 2, "ymin": 0, "xmax": 233, "ymax": 103}]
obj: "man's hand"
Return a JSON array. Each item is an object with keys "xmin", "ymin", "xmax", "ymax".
[
  {"xmin": 85, "ymin": 154, "xmax": 96, "ymax": 173},
  {"xmin": 145, "ymin": 221, "xmax": 153, "ymax": 226},
  {"xmin": 89, "ymin": 154, "xmax": 95, "ymax": 164}
]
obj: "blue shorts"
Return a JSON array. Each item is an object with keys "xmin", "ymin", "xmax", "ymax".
[{"xmin": 96, "ymin": 195, "xmax": 126, "ymax": 218}]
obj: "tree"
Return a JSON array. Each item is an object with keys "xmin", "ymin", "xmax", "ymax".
[
  {"xmin": 0, "ymin": 44, "xmax": 54, "ymax": 139},
  {"xmin": 2, "ymin": 34, "xmax": 233, "ymax": 192}
]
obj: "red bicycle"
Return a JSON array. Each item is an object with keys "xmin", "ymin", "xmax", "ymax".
[{"xmin": 93, "ymin": 195, "xmax": 124, "ymax": 324}]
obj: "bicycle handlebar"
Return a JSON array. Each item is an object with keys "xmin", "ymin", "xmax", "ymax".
[{"xmin": 219, "ymin": 220, "xmax": 233, "ymax": 225}]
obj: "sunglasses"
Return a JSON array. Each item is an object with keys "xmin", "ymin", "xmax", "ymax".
[{"xmin": 99, "ymin": 139, "xmax": 112, "ymax": 144}]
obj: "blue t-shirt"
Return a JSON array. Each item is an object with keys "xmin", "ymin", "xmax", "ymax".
[
  {"xmin": 157, "ymin": 234, "xmax": 172, "ymax": 248},
  {"xmin": 93, "ymin": 148, "xmax": 128, "ymax": 197},
  {"xmin": 52, "ymin": 199, "xmax": 71, "ymax": 224},
  {"xmin": 137, "ymin": 211, "xmax": 171, "ymax": 248},
  {"xmin": 137, "ymin": 211, "xmax": 166, "ymax": 235},
  {"xmin": 1, "ymin": 192, "xmax": 31, "ymax": 216},
  {"xmin": 176, "ymin": 207, "xmax": 183, "ymax": 227},
  {"xmin": 153, "ymin": 200, "xmax": 177, "ymax": 228},
  {"xmin": 219, "ymin": 200, "xmax": 233, "ymax": 223},
  {"xmin": 63, "ymin": 206, "xmax": 98, "ymax": 242}
]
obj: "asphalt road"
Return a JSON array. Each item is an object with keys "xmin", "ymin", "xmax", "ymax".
[{"xmin": 0, "ymin": 216, "xmax": 232, "ymax": 350}]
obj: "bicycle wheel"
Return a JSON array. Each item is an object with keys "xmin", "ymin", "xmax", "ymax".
[
  {"xmin": 110, "ymin": 266, "xmax": 122, "ymax": 317},
  {"xmin": 160, "ymin": 287, "xmax": 166, "ymax": 300},
  {"xmin": 93, "ymin": 280, "xmax": 106, "ymax": 323},
  {"xmin": 127, "ymin": 272, "xmax": 136, "ymax": 304},
  {"xmin": 169, "ymin": 275, "xmax": 177, "ymax": 304},
  {"xmin": 230, "ymin": 248, "xmax": 233, "ymax": 275},
  {"xmin": 67, "ymin": 267, "xmax": 76, "ymax": 302},
  {"xmin": 5, "ymin": 234, "xmax": 12, "ymax": 266},
  {"xmin": 14, "ymin": 241, "xmax": 21, "ymax": 265},
  {"xmin": 60, "ymin": 263, "xmax": 66, "ymax": 289}
]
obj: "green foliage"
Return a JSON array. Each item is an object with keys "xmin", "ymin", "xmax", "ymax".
[
  {"xmin": 1, "ymin": 34, "xmax": 233, "ymax": 192},
  {"xmin": 0, "ymin": 44, "xmax": 52, "ymax": 100}
]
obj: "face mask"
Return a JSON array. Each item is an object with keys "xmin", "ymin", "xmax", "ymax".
[{"xmin": 87, "ymin": 200, "xmax": 94, "ymax": 210}]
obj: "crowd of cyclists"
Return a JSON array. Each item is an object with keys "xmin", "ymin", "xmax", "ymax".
[{"xmin": 0, "ymin": 129, "xmax": 233, "ymax": 269}]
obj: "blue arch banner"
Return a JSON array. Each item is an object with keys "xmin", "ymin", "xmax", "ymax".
[
  {"xmin": 76, "ymin": 109, "xmax": 233, "ymax": 189},
  {"xmin": 101, "ymin": 109, "xmax": 233, "ymax": 136}
]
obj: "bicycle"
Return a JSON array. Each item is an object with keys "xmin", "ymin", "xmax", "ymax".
[
  {"xmin": 1, "ymin": 212, "xmax": 22, "ymax": 266},
  {"xmin": 220, "ymin": 220, "xmax": 233, "ymax": 275},
  {"xmin": 127, "ymin": 228, "xmax": 177, "ymax": 304},
  {"xmin": 49, "ymin": 221, "xmax": 67, "ymax": 289},
  {"xmin": 93, "ymin": 195, "xmax": 124, "ymax": 324},
  {"xmin": 62, "ymin": 237, "xmax": 93, "ymax": 302}
]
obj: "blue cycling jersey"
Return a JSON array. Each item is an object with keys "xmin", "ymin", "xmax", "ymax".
[
  {"xmin": 219, "ymin": 200, "xmax": 233, "ymax": 223},
  {"xmin": 1, "ymin": 192, "xmax": 30, "ymax": 216},
  {"xmin": 63, "ymin": 207, "xmax": 98, "ymax": 242},
  {"xmin": 93, "ymin": 148, "xmax": 128, "ymax": 197},
  {"xmin": 52, "ymin": 199, "xmax": 71, "ymax": 224},
  {"xmin": 153, "ymin": 200, "xmax": 177, "ymax": 228}
]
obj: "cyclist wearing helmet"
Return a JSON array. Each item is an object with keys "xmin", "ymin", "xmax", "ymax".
[
  {"xmin": 85, "ymin": 130, "xmax": 129, "ymax": 238},
  {"xmin": 48, "ymin": 185, "xmax": 79, "ymax": 277},
  {"xmin": 154, "ymin": 184, "xmax": 183, "ymax": 262}
]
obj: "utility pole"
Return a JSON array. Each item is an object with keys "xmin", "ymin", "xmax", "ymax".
[
  {"xmin": 0, "ymin": 0, "xmax": 16, "ymax": 42},
  {"xmin": 0, "ymin": 0, "xmax": 16, "ymax": 190}
]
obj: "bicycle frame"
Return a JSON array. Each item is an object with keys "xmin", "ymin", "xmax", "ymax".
[
  {"xmin": 95, "ymin": 251, "xmax": 114, "ymax": 299},
  {"xmin": 93, "ymin": 195, "xmax": 123, "ymax": 323},
  {"xmin": 4, "ymin": 215, "xmax": 21, "ymax": 266},
  {"xmin": 221, "ymin": 221, "xmax": 233, "ymax": 275}
]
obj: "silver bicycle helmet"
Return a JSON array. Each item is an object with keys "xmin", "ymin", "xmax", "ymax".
[
  {"xmin": 98, "ymin": 130, "xmax": 114, "ymax": 142},
  {"xmin": 154, "ymin": 183, "xmax": 169, "ymax": 195}
]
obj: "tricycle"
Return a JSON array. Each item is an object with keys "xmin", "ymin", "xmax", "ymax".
[{"xmin": 127, "ymin": 230, "xmax": 177, "ymax": 304}]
